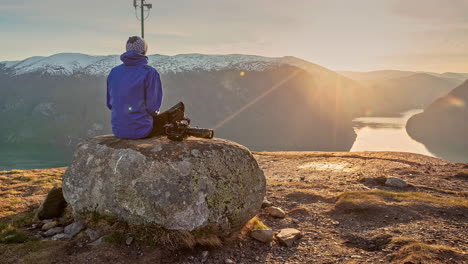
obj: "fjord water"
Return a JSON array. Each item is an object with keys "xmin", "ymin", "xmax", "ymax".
[
  {"xmin": 0, "ymin": 144, "xmax": 70, "ymax": 170},
  {"xmin": 1, "ymin": 109, "xmax": 463, "ymax": 170},
  {"xmin": 351, "ymin": 109, "xmax": 435, "ymax": 157}
]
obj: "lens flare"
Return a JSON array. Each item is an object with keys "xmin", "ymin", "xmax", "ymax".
[
  {"xmin": 240, "ymin": 71, "xmax": 245, "ymax": 76},
  {"xmin": 364, "ymin": 108, "xmax": 373, "ymax": 116},
  {"xmin": 213, "ymin": 69, "xmax": 301, "ymax": 130},
  {"xmin": 445, "ymin": 95, "xmax": 465, "ymax": 108}
]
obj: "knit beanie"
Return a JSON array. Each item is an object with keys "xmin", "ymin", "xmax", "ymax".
[{"xmin": 126, "ymin": 36, "xmax": 148, "ymax": 55}]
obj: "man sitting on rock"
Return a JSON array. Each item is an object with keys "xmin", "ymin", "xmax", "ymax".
[{"xmin": 106, "ymin": 36, "xmax": 185, "ymax": 139}]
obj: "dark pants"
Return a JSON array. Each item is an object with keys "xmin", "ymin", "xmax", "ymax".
[{"xmin": 146, "ymin": 102, "xmax": 185, "ymax": 138}]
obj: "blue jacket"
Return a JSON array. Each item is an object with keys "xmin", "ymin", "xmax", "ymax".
[{"xmin": 106, "ymin": 50, "xmax": 163, "ymax": 139}]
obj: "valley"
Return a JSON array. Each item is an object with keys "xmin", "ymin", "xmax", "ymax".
[{"xmin": 1, "ymin": 53, "xmax": 468, "ymax": 169}]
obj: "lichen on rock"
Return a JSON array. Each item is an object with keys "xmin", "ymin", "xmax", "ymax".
[{"xmin": 62, "ymin": 135, "xmax": 266, "ymax": 237}]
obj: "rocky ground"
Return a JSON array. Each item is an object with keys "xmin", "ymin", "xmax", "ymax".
[{"xmin": 1, "ymin": 151, "xmax": 467, "ymax": 264}]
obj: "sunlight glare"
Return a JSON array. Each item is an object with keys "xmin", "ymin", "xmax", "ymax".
[
  {"xmin": 213, "ymin": 70, "xmax": 301, "ymax": 130},
  {"xmin": 445, "ymin": 96, "xmax": 465, "ymax": 108}
]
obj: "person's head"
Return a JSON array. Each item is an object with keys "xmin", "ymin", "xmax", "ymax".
[{"xmin": 126, "ymin": 36, "xmax": 148, "ymax": 55}]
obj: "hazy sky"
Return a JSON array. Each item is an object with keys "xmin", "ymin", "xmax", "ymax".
[{"xmin": 1, "ymin": 0, "xmax": 467, "ymax": 72}]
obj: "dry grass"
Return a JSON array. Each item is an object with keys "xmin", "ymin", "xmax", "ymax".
[
  {"xmin": 0, "ymin": 240, "xmax": 69, "ymax": 264},
  {"xmin": 88, "ymin": 212, "xmax": 222, "ymax": 250},
  {"xmin": 389, "ymin": 236, "xmax": 419, "ymax": 246},
  {"xmin": 0, "ymin": 168, "xmax": 65, "ymax": 218},
  {"xmin": 390, "ymin": 241, "xmax": 466, "ymax": 264},
  {"xmin": 336, "ymin": 190, "xmax": 468, "ymax": 208},
  {"xmin": 254, "ymin": 151, "xmax": 430, "ymax": 166},
  {"xmin": 0, "ymin": 168, "xmax": 68, "ymax": 262},
  {"xmin": 0, "ymin": 210, "xmax": 36, "ymax": 244},
  {"xmin": 455, "ymin": 169, "xmax": 468, "ymax": 179},
  {"xmin": 0, "ymin": 224, "xmax": 29, "ymax": 244}
]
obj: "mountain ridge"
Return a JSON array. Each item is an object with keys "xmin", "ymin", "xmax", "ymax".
[
  {"xmin": 340, "ymin": 70, "xmax": 468, "ymax": 82},
  {"xmin": 0, "ymin": 55, "xmax": 360, "ymax": 168},
  {"xmin": 0, "ymin": 53, "xmax": 335, "ymax": 77},
  {"xmin": 406, "ymin": 79, "xmax": 468, "ymax": 162}
]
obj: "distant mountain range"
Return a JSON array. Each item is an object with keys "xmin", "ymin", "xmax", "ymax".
[
  {"xmin": 0, "ymin": 53, "xmax": 360, "ymax": 164},
  {"xmin": 1, "ymin": 53, "xmax": 466, "ymax": 168},
  {"xmin": 339, "ymin": 70, "xmax": 466, "ymax": 116},
  {"xmin": 2, "ymin": 53, "xmax": 333, "ymax": 76},
  {"xmin": 339, "ymin": 70, "xmax": 468, "ymax": 82}
]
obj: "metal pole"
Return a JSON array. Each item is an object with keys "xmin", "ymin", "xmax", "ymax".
[{"xmin": 141, "ymin": 0, "xmax": 144, "ymax": 38}]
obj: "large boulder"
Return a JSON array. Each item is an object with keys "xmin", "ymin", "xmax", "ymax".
[{"xmin": 62, "ymin": 135, "xmax": 265, "ymax": 237}]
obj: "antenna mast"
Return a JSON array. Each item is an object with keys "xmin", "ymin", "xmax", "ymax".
[{"xmin": 134, "ymin": 0, "xmax": 152, "ymax": 38}]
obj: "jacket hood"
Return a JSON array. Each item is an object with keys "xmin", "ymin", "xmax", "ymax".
[{"xmin": 120, "ymin": 50, "xmax": 149, "ymax": 66}]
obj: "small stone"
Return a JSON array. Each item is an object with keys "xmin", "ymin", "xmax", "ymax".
[
  {"xmin": 41, "ymin": 221, "xmax": 58, "ymax": 231},
  {"xmin": 202, "ymin": 250, "xmax": 209, "ymax": 259},
  {"xmin": 64, "ymin": 221, "xmax": 85, "ymax": 237},
  {"xmin": 31, "ymin": 224, "xmax": 38, "ymax": 229},
  {"xmin": 261, "ymin": 199, "xmax": 273, "ymax": 208},
  {"xmin": 51, "ymin": 233, "xmax": 72, "ymax": 241},
  {"xmin": 43, "ymin": 227, "xmax": 64, "ymax": 237},
  {"xmin": 250, "ymin": 229, "xmax": 274, "ymax": 243},
  {"xmin": 276, "ymin": 228, "xmax": 302, "ymax": 247},
  {"xmin": 191, "ymin": 149, "xmax": 201, "ymax": 157},
  {"xmin": 255, "ymin": 256, "xmax": 260, "ymax": 261},
  {"xmin": 126, "ymin": 237, "xmax": 134, "ymax": 246},
  {"xmin": 88, "ymin": 236, "xmax": 104, "ymax": 246},
  {"xmin": 385, "ymin": 177, "xmax": 407, "ymax": 188},
  {"xmin": 58, "ymin": 216, "xmax": 71, "ymax": 226},
  {"xmin": 225, "ymin": 259, "xmax": 235, "ymax": 264},
  {"xmin": 266, "ymin": 206, "xmax": 286, "ymax": 218},
  {"xmin": 85, "ymin": 229, "xmax": 100, "ymax": 242}
]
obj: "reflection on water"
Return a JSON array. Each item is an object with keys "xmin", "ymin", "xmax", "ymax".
[{"xmin": 351, "ymin": 109, "xmax": 435, "ymax": 157}]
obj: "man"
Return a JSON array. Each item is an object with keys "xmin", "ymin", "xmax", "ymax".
[{"xmin": 107, "ymin": 36, "xmax": 184, "ymax": 139}]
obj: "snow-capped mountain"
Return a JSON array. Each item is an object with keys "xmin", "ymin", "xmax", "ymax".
[
  {"xmin": 0, "ymin": 52, "xmax": 464, "ymax": 169},
  {"xmin": 0, "ymin": 52, "xmax": 360, "ymax": 166},
  {"xmin": 0, "ymin": 53, "xmax": 332, "ymax": 76}
]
